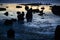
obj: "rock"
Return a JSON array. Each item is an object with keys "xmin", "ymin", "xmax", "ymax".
[
  {"xmin": 0, "ymin": 8, "xmax": 6, "ymax": 11},
  {"xmin": 16, "ymin": 6, "xmax": 22, "ymax": 8},
  {"xmin": 51, "ymin": 6, "xmax": 60, "ymax": 16},
  {"xmin": 4, "ymin": 12, "xmax": 8, "ymax": 16},
  {"xmin": 55, "ymin": 25, "xmax": 60, "ymax": 40},
  {"xmin": 4, "ymin": 20, "xmax": 13, "ymax": 26},
  {"xmin": 7, "ymin": 29, "xmax": 15, "ymax": 39}
]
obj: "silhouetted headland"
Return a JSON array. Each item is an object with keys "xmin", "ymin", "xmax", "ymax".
[{"xmin": 51, "ymin": 5, "xmax": 60, "ymax": 16}]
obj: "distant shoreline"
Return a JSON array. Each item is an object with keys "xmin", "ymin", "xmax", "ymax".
[{"xmin": 0, "ymin": 3, "xmax": 60, "ymax": 6}]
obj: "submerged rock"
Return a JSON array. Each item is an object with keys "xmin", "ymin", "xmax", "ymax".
[{"xmin": 4, "ymin": 20, "xmax": 13, "ymax": 26}]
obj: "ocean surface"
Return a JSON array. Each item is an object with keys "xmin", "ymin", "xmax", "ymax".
[{"xmin": 0, "ymin": 4, "xmax": 60, "ymax": 40}]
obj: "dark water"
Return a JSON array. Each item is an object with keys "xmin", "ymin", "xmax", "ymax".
[
  {"xmin": 0, "ymin": 20, "xmax": 55, "ymax": 40},
  {"xmin": 0, "ymin": 10, "xmax": 60, "ymax": 40}
]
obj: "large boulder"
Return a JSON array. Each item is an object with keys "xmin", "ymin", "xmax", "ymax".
[
  {"xmin": 51, "ymin": 6, "xmax": 60, "ymax": 16},
  {"xmin": 55, "ymin": 25, "xmax": 60, "ymax": 40},
  {"xmin": 4, "ymin": 12, "xmax": 8, "ymax": 16}
]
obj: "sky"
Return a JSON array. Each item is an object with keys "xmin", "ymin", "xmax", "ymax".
[{"xmin": 0, "ymin": 0, "xmax": 60, "ymax": 3}]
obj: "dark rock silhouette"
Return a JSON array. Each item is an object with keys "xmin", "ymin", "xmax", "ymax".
[
  {"xmin": 17, "ymin": 14, "xmax": 21, "ymax": 21},
  {"xmin": 16, "ymin": 6, "xmax": 22, "ymax": 8},
  {"xmin": 25, "ymin": 5, "xmax": 29, "ymax": 11},
  {"xmin": 20, "ymin": 12, "xmax": 24, "ymax": 24},
  {"xmin": 4, "ymin": 12, "xmax": 9, "ymax": 16},
  {"xmin": 17, "ymin": 11, "xmax": 21, "ymax": 21},
  {"xmin": 4, "ymin": 20, "xmax": 13, "ymax": 26},
  {"xmin": 17, "ymin": 11, "xmax": 24, "ymax": 24},
  {"xmin": 51, "ymin": 6, "xmax": 60, "ymax": 16},
  {"xmin": 6, "ymin": 6, "xmax": 8, "ymax": 8},
  {"xmin": 25, "ymin": 6, "xmax": 33, "ymax": 22},
  {"xmin": 38, "ymin": 7, "xmax": 45, "ymax": 16},
  {"xmin": 0, "ymin": 8, "xmax": 6, "ymax": 11},
  {"xmin": 11, "ymin": 18, "xmax": 17, "ymax": 22},
  {"xmin": 7, "ymin": 29, "xmax": 15, "ymax": 39},
  {"xmin": 55, "ymin": 25, "xmax": 60, "ymax": 40},
  {"xmin": 41, "ymin": 7, "xmax": 45, "ymax": 10},
  {"xmin": 17, "ymin": 11, "xmax": 21, "ymax": 15},
  {"xmin": 22, "ymin": 12, "xmax": 24, "ymax": 20}
]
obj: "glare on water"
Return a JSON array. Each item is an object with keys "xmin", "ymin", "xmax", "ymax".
[{"xmin": 0, "ymin": 4, "xmax": 52, "ymax": 13}]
